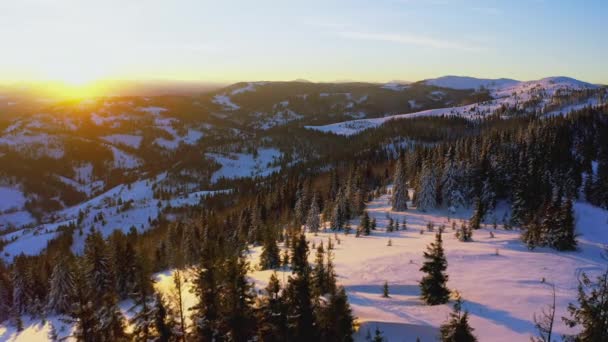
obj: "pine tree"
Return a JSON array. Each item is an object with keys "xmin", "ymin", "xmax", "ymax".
[
  {"xmin": 47, "ymin": 255, "xmax": 76, "ymax": 315},
  {"xmin": 257, "ymin": 272, "xmax": 287, "ymax": 342},
  {"xmin": 260, "ymin": 229, "xmax": 281, "ymax": 270},
  {"xmin": 318, "ymin": 286, "xmax": 355, "ymax": 342},
  {"xmin": 191, "ymin": 256, "xmax": 220, "ymax": 341},
  {"xmin": 382, "ymin": 282, "xmax": 389, "ymax": 298},
  {"xmin": 439, "ymin": 295, "xmax": 477, "ymax": 342},
  {"xmin": 372, "ymin": 326, "xmax": 385, "ymax": 342},
  {"xmin": 129, "ymin": 255, "xmax": 155, "ymax": 342},
  {"xmin": 220, "ymin": 253, "xmax": 257, "ymax": 341},
  {"xmin": 392, "ymin": 155, "xmax": 409, "ymax": 211},
  {"xmin": 152, "ymin": 293, "xmax": 175, "ymax": 342},
  {"xmin": 416, "ymin": 160, "xmax": 437, "ymax": 211},
  {"xmin": 306, "ymin": 194, "xmax": 321, "ymax": 233},
  {"xmin": 360, "ymin": 211, "xmax": 371, "ymax": 236},
  {"xmin": 83, "ymin": 230, "xmax": 115, "ymax": 304},
  {"xmin": 284, "ymin": 234, "xmax": 317, "ymax": 341},
  {"xmin": 168, "ymin": 270, "xmax": 186, "ymax": 341},
  {"xmin": 312, "ymin": 242, "xmax": 328, "ymax": 297},
  {"xmin": 563, "ymin": 270, "xmax": 608, "ymax": 341},
  {"xmin": 441, "ymin": 148, "xmax": 465, "ymax": 210},
  {"xmin": 420, "ymin": 233, "xmax": 450, "ymax": 305},
  {"xmin": 294, "ymin": 187, "xmax": 309, "ymax": 227},
  {"xmin": 551, "ymin": 197, "xmax": 577, "ymax": 251}
]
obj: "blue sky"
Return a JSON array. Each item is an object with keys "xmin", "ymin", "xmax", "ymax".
[{"xmin": 0, "ymin": 0, "xmax": 606, "ymax": 84}]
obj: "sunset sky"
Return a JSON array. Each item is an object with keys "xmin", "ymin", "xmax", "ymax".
[{"xmin": 1, "ymin": 0, "xmax": 606, "ymax": 84}]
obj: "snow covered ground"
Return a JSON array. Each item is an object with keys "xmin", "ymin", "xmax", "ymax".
[
  {"xmin": 207, "ymin": 148, "xmax": 283, "ymax": 183},
  {"xmin": 2, "ymin": 188, "xmax": 607, "ymax": 341}
]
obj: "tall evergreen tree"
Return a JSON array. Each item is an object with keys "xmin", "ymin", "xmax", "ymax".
[
  {"xmin": 420, "ymin": 233, "xmax": 450, "ymax": 305},
  {"xmin": 257, "ymin": 272, "xmax": 287, "ymax": 342},
  {"xmin": 306, "ymin": 193, "xmax": 321, "ymax": 233},
  {"xmin": 416, "ymin": 160, "xmax": 438, "ymax": 211},
  {"xmin": 563, "ymin": 270, "xmax": 608, "ymax": 341},
  {"xmin": 46, "ymin": 255, "xmax": 76, "ymax": 315},
  {"xmin": 392, "ymin": 155, "xmax": 409, "ymax": 211}
]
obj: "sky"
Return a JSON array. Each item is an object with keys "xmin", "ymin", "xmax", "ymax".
[{"xmin": 0, "ymin": 0, "xmax": 606, "ymax": 85}]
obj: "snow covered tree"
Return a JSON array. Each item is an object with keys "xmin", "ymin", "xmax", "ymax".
[
  {"xmin": 551, "ymin": 197, "xmax": 577, "ymax": 251},
  {"xmin": 294, "ymin": 187, "xmax": 308, "ymax": 227},
  {"xmin": 306, "ymin": 193, "xmax": 321, "ymax": 233},
  {"xmin": 330, "ymin": 188, "xmax": 348, "ymax": 230},
  {"xmin": 416, "ymin": 160, "xmax": 437, "ymax": 211},
  {"xmin": 392, "ymin": 155, "xmax": 409, "ymax": 211},
  {"xmin": 46, "ymin": 255, "xmax": 76, "ymax": 315},
  {"xmin": 439, "ymin": 295, "xmax": 477, "ymax": 342},
  {"xmin": 441, "ymin": 148, "xmax": 465, "ymax": 210},
  {"xmin": 420, "ymin": 233, "xmax": 450, "ymax": 305},
  {"xmin": 168, "ymin": 270, "xmax": 187, "ymax": 341},
  {"xmin": 284, "ymin": 234, "xmax": 317, "ymax": 341}
]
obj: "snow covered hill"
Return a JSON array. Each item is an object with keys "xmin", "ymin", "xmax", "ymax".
[
  {"xmin": 307, "ymin": 76, "xmax": 605, "ymax": 136},
  {"xmin": 424, "ymin": 76, "xmax": 520, "ymax": 90}
]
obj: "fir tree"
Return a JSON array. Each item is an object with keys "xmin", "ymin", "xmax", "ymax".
[
  {"xmin": 563, "ymin": 270, "xmax": 608, "ymax": 341},
  {"xmin": 382, "ymin": 281, "xmax": 390, "ymax": 298},
  {"xmin": 284, "ymin": 234, "xmax": 317, "ymax": 341},
  {"xmin": 416, "ymin": 160, "xmax": 437, "ymax": 211},
  {"xmin": 257, "ymin": 272, "xmax": 287, "ymax": 342},
  {"xmin": 220, "ymin": 253, "xmax": 257, "ymax": 341},
  {"xmin": 392, "ymin": 155, "xmax": 409, "ymax": 211},
  {"xmin": 260, "ymin": 229, "xmax": 281, "ymax": 270},
  {"xmin": 318, "ymin": 286, "xmax": 355, "ymax": 342},
  {"xmin": 46, "ymin": 255, "xmax": 75, "ymax": 315},
  {"xmin": 420, "ymin": 233, "xmax": 450, "ymax": 305},
  {"xmin": 360, "ymin": 211, "xmax": 371, "ymax": 236},
  {"xmin": 312, "ymin": 243, "xmax": 328, "ymax": 297},
  {"xmin": 306, "ymin": 194, "xmax": 321, "ymax": 233},
  {"xmin": 439, "ymin": 294, "xmax": 477, "ymax": 342},
  {"xmin": 152, "ymin": 293, "xmax": 175, "ymax": 342}
]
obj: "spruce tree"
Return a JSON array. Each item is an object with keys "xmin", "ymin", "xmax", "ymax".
[
  {"xmin": 306, "ymin": 194, "xmax": 321, "ymax": 233},
  {"xmin": 46, "ymin": 255, "xmax": 76, "ymax": 315},
  {"xmin": 439, "ymin": 295, "xmax": 477, "ymax": 342},
  {"xmin": 220, "ymin": 253, "xmax": 257, "ymax": 341},
  {"xmin": 563, "ymin": 270, "xmax": 608, "ymax": 341},
  {"xmin": 318, "ymin": 286, "xmax": 355, "ymax": 342},
  {"xmin": 284, "ymin": 234, "xmax": 317, "ymax": 341},
  {"xmin": 416, "ymin": 160, "xmax": 437, "ymax": 211},
  {"xmin": 420, "ymin": 233, "xmax": 450, "ymax": 305},
  {"xmin": 392, "ymin": 155, "xmax": 409, "ymax": 211},
  {"xmin": 257, "ymin": 272, "xmax": 287, "ymax": 342},
  {"xmin": 382, "ymin": 282, "xmax": 389, "ymax": 298},
  {"xmin": 260, "ymin": 229, "xmax": 281, "ymax": 270},
  {"xmin": 552, "ymin": 197, "xmax": 577, "ymax": 251},
  {"xmin": 312, "ymin": 242, "xmax": 328, "ymax": 297},
  {"xmin": 152, "ymin": 293, "xmax": 175, "ymax": 342}
]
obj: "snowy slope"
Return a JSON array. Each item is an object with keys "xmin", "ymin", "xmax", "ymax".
[{"xmin": 207, "ymin": 148, "xmax": 283, "ymax": 183}]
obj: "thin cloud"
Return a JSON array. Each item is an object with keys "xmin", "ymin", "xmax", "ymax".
[{"xmin": 337, "ymin": 31, "xmax": 482, "ymax": 51}]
